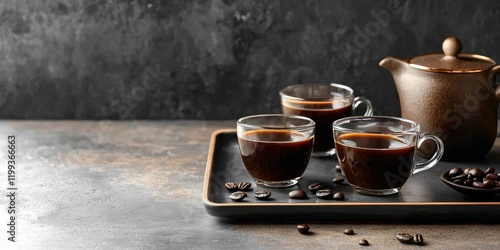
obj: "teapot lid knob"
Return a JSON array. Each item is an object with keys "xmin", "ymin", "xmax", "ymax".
[{"xmin": 442, "ymin": 37, "xmax": 462, "ymax": 57}]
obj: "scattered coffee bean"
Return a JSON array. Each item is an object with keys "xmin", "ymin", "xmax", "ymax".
[
  {"xmin": 332, "ymin": 177, "xmax": 345, "ymax": 184},
  {"xmin": 414, "ymin": 234, "xmax": 424, "ymax": 245},
  {"xmin": 333, "ymin": 192, "xmax": 345, "ymax": 201},
  {"xmin": 343, "ymin": 228, "xmax": 354, "ymax": 235},
  {"xmin": 225, "ymin": 182, "xmax": 239, "ymax": 192},
  {"xmin": 229, "ymin": 191, "xmax": 247, "ymax": 202},
  {"xmin": 358, "ymin": 239, "xmax": 369, "ymax": 246},
  {"xmin": 238, "ymin": 182, "xmax": 252, "ymax": 191},
  {"xmin": 253, "ymin": 190, "xmax": 271, "ymax": 200},
  {"xmin": 297, "ymin": 224, "xmax": 310, "ymax": 234},
  {"xmin": 308, "ymin": 183, "xmax": 324, "ymax": 194},
  {"xmin": 485, "ymin": 167, "xmax": 496, "ymax": 175},
  {"xmin": 316, "ymin": 189, "xmax": 333, "ymax": 199},
  {"xmin": 289, "ymin": 189, "xmax": 308, "ymax": 199},
  {"xmin": 396, "ymin": 233, "xmax": 414, "ymax": 244},
  {"xmin": 335, "ymin": 165, "xmax": 342, "ymax": 172},
  {"xmin": 448, "ymin": 167, "xmax": 463, "ymax": 177}
]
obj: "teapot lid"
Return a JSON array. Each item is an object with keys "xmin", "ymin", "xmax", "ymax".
[{"xmin": 408, "ymin": 37, "xmax": 495, "ymax": 73}]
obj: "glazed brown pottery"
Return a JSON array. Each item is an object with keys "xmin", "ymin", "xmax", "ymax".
[{"xmin": 380, "ymin": 37, "xmax": 500, "ymax": 161}]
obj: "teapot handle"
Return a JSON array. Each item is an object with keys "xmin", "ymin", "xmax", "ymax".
[{"xmin": 491, "ymin": 65, "xmax": 500, "ymax": 101}]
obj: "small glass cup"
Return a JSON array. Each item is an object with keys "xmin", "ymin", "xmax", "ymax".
[
  {"xmin": 280, "ymin": 83, "xmax": 373, "ymax": 157},
  {"xmin": 237, "ymin": 114, "xmax": 315, "ymax": 188},
  {"xmin": 333, "ymin": 116, "xmax": 444, "ymax": 196}
]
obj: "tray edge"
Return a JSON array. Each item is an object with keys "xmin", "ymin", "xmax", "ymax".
[{"xmin": 202, "ymin": 130, "xmax": 500, "ymax": 218}]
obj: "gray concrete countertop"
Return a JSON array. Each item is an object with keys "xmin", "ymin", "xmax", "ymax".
[{"xmin": 1, "ymin": 120, "xmax": 499, "ymax": 249}]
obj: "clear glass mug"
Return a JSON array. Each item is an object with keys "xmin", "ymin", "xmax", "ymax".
[
  {"xmin": 237, "ymin": 114, "xmax": 315, "ymax": 188},
  {"xmin": 333, "ymin": 116, "xmax": 444, "ymax": 196},
  {"xmin": 280, "ymin": 83, "xmax": 373, "ymax": 157}
]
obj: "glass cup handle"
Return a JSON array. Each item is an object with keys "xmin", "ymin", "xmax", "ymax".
[
  {"xmin": 413, "ymin": 133, "xmax": 444, "ymax": 174},
  {"xmin": 353, "ymin": 96, "xmax": 373, "ymax": 116}
]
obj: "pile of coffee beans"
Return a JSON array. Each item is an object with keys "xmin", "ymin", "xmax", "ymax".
[
  {"xmin": 447, "ymin": 167, "xmax": 500, "ymax": 188},
  {"xmin": 396, "ymin": 233, "xmax": 424, "ymax": 245}
]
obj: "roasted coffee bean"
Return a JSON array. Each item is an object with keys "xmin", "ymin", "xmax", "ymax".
[
  {"xmin": 464, "ymin": 179, "xmax": 474, "ymax": 186},
  {"xmin": 464, "ymin": 167, "xmax": 473, "ymax": 175},
  {"xmin": 451, "ymin": 173, "xmax": 467, "ymax": 181},
  {"xmin": 335, "ymin": 165, "xmax": 342, "ymax": 172},
  {"xmin": 333, "ymin": 192, "xmax": 345, "ymax": 201},
  {"xmin": 308, "ymin": 183, "xmax": 324, "ymax": 194},
  {"xmin": 467, "ymin": 173, "xmax": 474, "ymax": 179},
  {"xmin": 316, "ymin": 189, "xmax": 333, "ymax": 199},
  {"xmin": 332, "ymin": 177, "xmax": 345, "ymax": 184},
  {"xmin": 343, "ymin": 228, "xmax": 354, "ymax": 235},
  {"xmin": 396, "ymin": 233, "xmax": 414, "ymax": 244},
  {"xmin": 358, "ymin": 239, "xmax": 369, "ymax": 246},
  {"xmin": 485, "ymin": 167, "xmax": 496, "ymax": 175},
  {"xmin": 452, "ymin": 179, "xmax": 464, "ymax": 185},
  {"xmin": 448, "ymin": 167, "xmax": 463, "ymax": 177},
  {"xmin": 486, "ymin": 173, "xmax": 498, "ymax": 180},
  {"xmin": 468, "ymin": 168, "xmax": 485, "ymax": 178},
  {"xmin": 254, "ymin": 190, "xmax": 272, "ymax": 200},
  {"xmin": 238, "ymin": 182, "xmax": 252, "ymax": 191},
  {"xmin": 297, "ymin": 224, "xmax": 310, "ymax": 234},
  {"xmin": 229, "ymin": 191, "xmax": 247, "ymax": 201},
  {"xmin": 483, "ymin": 179, "xmax": 497, "ymax": 188},
  {"xmin": 289, "ymin": 189, "xmax": 308, "ymax": 199},
  {"xmin": 225, "ymin": 182, "xmax": 239, "ymax": 192},
  {"xmin": 473, "ymin": 177, "xmax": 482, "ymax": 182},
  {"xmin": 496, "ymin": 181, "xmax": 500, "ymax": 187},
  {"xmin": 473, "ymin": 182, "xmax": 485, "ymax": 188},
  {"xmin": 414, "ymin": 234, "xmax": 424, "ymax": 245}
]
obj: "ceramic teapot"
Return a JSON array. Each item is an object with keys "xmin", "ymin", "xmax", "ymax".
[{"xmin": 380, "ymin": 37, "xmax": 500, "ymax": 161}]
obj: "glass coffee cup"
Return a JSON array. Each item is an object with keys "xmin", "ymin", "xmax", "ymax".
[
  {"xmin": 333, "ymin": 116, "xmax": 444, "ymax": 196},
  {"xmin": 280, "ymin": 83, "xmax": 373, "ymax": 157},
  {"xmin": 237, "ymin": 114, "xmax": 315, "ymax": 188}
]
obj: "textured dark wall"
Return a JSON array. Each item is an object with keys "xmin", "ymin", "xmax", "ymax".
[{"xmin": 1, "ymin": 0, "xmax": 499, "ymax": 119}]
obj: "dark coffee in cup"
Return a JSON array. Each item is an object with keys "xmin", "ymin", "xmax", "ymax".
[
  {"xmin": 333, "ymin": 116, "xmax": 444, "ymax": 195},
  {"xmin": 237, "ymin": 114, "xmax": 315, "ymax": 187},
  {"xmin": 238, "ymin": 130, "xmax": 313, "ymax": 182},
  {"xmin": 280, "ymin": 83, "xmax": 373, "ymax": 157},
  {"xmin": 282, "ymin": 99, "xmax": 352, "ymax": 154},
  {"xmin": 335, "ymin": 133, "xmax": 416, "ymax": 190}
]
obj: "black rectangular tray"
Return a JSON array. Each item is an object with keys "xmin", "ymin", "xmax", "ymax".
[{"xmin": 203, "ymin": 129, "xmax": 500, "ymax": 221}]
